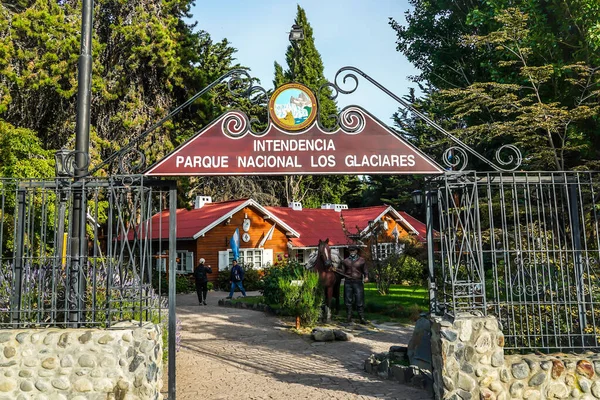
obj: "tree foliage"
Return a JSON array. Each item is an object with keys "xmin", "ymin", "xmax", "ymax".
[
  {"xmin": 272, "ymin": 5, "xmax": 359, "ymax": 207},
  {"xmin": 390, "ymin": 0, "xmax": 600, "ymax": 171}
]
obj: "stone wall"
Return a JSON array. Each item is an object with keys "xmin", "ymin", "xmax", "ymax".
[
  {"xmin": 431, "ymin": 313, "xmax": 600, "ymax": 400},
  {"xmin": 0, "ymin": 322, "xmax": 163, "ymax": 400}
]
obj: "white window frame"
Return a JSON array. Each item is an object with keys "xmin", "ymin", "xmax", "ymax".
[
  {"xmin": 372, "ymin": 242, "xmax": 404, "ymax": 261},
  {"xmin": 156, "ymin": 250, "xmax": 194, "ymax": 274},
  {"xmin": 218, "ymin": 249, "xmax": 273, "ymax": 270}
]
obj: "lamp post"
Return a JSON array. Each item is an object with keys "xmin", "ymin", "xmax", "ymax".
[
  {"xmin": 288, "ymin": 23, "xmax": 304, "ymax": 75},
  {"xmin": 412, "ymin": 190, "xmax": 439, "ymax": 315},
  {"xmin": 69, "ymin": 0, "xmax": 94, "ymax": 326}
]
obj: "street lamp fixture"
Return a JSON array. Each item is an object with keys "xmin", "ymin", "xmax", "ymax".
[
  {"xmin": 289, "ymin": 24, "xmax": 304, "ymax": 42},
  {"xmin": 54, "ymin": 149, "xmax": 73, "ymax": 177},
  {"xmin": 411, "ymin": 190, "xmax": 424, "ymax": 206}
]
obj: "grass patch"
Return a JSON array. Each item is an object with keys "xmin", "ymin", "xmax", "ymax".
[
  {"xmin": 228, "ymin": 284, "xmax": 428, "ymax": 324},
  {"xmin": 343, "ymin": 283, "xmax": 428, "ymax": 324}
]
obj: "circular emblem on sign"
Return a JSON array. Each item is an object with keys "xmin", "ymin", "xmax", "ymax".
[
  {"xmin": 242, "ymin": 233, "xmax": 251, "ymax": 243},
  {"xmin": 269, "ymin": 83, "xmax": 318, "ymax": 131}
]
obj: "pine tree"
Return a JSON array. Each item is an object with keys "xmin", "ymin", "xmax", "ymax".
[{"xmin": 273, "ymin": 5, "xmax": 358, "ymax": 206}]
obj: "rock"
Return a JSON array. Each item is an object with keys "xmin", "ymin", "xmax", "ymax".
[
  {"xmin": 442, "ymin": 330, "xmax": 458, "ymax": 342},
  {"xmin": 474, "ymin": 332, "xmax": 493, "ymax": 354},
  {"xmin": 311, "ymin": 328, "xmax": 335, "ymax": 342},
  {"xmin": 389, "ymin": 345, "xmax": 407, "ymax": 353},
  {"xmin": 591, "ymin": 381, "xmax": 600, "ymax": 398},
  {"xmin": 73, "ymin": 378, "xmax": 93, "ymax": 392},
  {"xmin": 465, "ymin": 346, "xmax": 475, "ymax": 362},
  {"xmin": 41, "ymin": 357, "xmax": 57, "ymax": 370},
  {"xmin": 0, "ymin": 333, "xmax": 11, "ymax": 343},
  {"xmin": 78, "ymin": 354, "xmax": 96, "ymax": 368},
  {"xmin": 577, "ymin": 360, "xmax": 595, "ymax": 379},
  {"xmin": 15, "ymin": 333, "xmax": 27, "ymax": 343},
  {"xmin": 129, "ymin": 355, "xmax": 145, "ymax": 372},
  {"xmin": 0, "ymin": 378, "xmax": 16, "ymax": 392},
  {"xmin": 364, "ymin": 359, "xmax": 373, "ymax": 374},
  {"xmin": 580, "ymin": 377, "xmax": 591, "ymax": 393},
  {"xmin": 458, "ymin": 372, "xmax": 476, "ymax": 392},
  {"xmin": 98, "ymin": 334, "xmax": 114, "ymax": 344},
  {"xmin": 510, "ymin": 381, "xmax": 524, "ymax": 397},
  {"xmin": 61, "ymin": 354, "xmax": 74, "ymax": 367},
  {"xmin": 443, "ymin": 375, "xmax": 454, "ymax": 391},
  {"xmin": 541, "ymin": 361, "xmax": 552, "ymax": 371},
  {"xmin": 500, "ymin": 368, "xmax": 510, "ymax": 383},
  {"xmin": 457, "ymin": 389, "xmax": 473, "ymax": 400},
  {"xmin": 512, "ymin": 362, "xmax": 530, "ymax": 379},
  {"xmin": 490, "ymin": 381, "xmax": 504, "ymax": 393},
  {"xmin": 459, "ymin": 319, "xmax": 473, "ymax": 341},
  {"xmin": 491, "ymin": 350, "xmax": 504, "ymax": 367},
  {"xmin": 497, "ymin": 335, "xmax": 505, "ymax": 348},
  {"xmin": 78, "ymin": 331, "xmax": 92, "ymax": 344},
  {"xmin": 51, "ymin": 377, "xmax": 70, "ymax": 390},
  {"xmin": 528, "ymin": 372, "xmax": 546, "ymax": 387},
  {"xmin": 3, "ymin": 346, "xmax": 15, "ymax": 358},
  {"xmin": 461, "ymin": 363, "xmax": 474, "ymax": 374},
  {"xmin": 20, "ymin": 381, "xmax": 34, "ymax": 392},
  {"xmin": 480, "ymin": 388, "xmax": 496, "ymax": 400},
  {"xmin": 58, "ymin": 333, "xmax": 71, "ymax": 348},
  {"xmin": 546, "ymin": 382, "xmax": 569, "ymax": 399},
  {"xmin": 332, "ymin": 330, "xmax": 353, "ymax": 341},
  {"xmin": 552, "ymin": 359, "xmax": 565, "ymax": 379}
]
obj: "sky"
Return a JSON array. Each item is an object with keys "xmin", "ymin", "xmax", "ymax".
[{"xmin": 189, "ymin": 0, "xmax": 420, "ymax": 125}]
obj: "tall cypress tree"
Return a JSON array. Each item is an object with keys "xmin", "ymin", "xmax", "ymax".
[{"xmin": 273, "ymin": 5, "xmax": 358, "ymax": 207}]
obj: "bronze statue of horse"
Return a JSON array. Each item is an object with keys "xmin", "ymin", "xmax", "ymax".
[{"xmin": 311, "ymin": 238, "xmax": 342, "ymax": 323}]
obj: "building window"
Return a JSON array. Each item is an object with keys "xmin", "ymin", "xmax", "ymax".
[
  {"xmin": 295, "ymin": 249, "xmax": 305, "ymax": 264},
  {"xmin": 156, "ymin": 251, "xmax": 194, "ymax": 274},
  {"xmin": 372, "ymin": 242, "xmax": 404, "ymax": 260},
  {"xmin": 218, "ymin": 249, "xmax": 273, "ymax": 270}
]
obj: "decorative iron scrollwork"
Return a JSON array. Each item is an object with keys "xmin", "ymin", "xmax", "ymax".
[
  {"xmin": 323, "ymin": 66, "xmax": 523, "ymax": 172},
  {"xmin": 338, "ymin": 107, "xmax": 365, "ymax": 134},
  {"xmin": 88, "ymin": 69, "xmax": 268, "ymax": 176}
]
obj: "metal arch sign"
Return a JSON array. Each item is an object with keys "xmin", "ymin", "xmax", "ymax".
[{"xmin": 145, "ymin": 86, "xmax": 443, "ymax": 176}]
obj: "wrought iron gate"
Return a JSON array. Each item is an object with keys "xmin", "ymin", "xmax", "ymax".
[
  {"xmin": 434, "ymin": 171, "xmax": 600, "ymax": 351},
  {"xmin": 0, "ymin": 175, "xmax": 177, "ymax": 397}
]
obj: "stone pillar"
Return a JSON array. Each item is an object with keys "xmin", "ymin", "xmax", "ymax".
[
  {"xmin": 0, "ymin": 322, "xmax": 163, "ymax": 399},
  {"xmin": 430, "ymin": 313, "xmax": 507, "ymax": 400}
]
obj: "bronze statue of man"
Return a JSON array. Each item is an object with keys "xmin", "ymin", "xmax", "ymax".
[{"xmin": 341, "ymin": 244, "xmax": 368, "ymax": 324}]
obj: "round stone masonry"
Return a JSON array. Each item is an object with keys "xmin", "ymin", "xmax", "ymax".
[
  {"xmin": 0, "ymin": 322, "xmax": 163, "ymax": 399},
  {"xmin": 431, "ymin": 314, "xmax": 600, "ymax": 400}
]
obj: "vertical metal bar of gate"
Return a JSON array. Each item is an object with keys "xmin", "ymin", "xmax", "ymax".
[
  {"xmin": 11, "ymin": 189, "xmax": 26, "ymax": 325},
  {"xmin": 168, "ymin": 184, "xmax": 177, "ymax": 399},
  {"xmin": 426, "ymin": 191, "xmax": 437, "ymax": 313}
]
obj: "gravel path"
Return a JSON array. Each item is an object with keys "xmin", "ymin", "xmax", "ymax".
[{"xmin": 162, "ymin": 291, "xmax": 431, "ymax": 400}]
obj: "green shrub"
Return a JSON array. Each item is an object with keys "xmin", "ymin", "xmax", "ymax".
[
  {"xmin": 207, "ymin": 282, "xmax": 213, "ymax": 291},
  {"xmin": 151, "ymin": 273, "xmax": 195, "ymax": 295},
  {"xmin": 261, "ymin": 260, "xmax": 304, "ymax": 305},
  {"xmin": 216, "ymin": 265, "xmax": 265, "ymax": 292},
  {"xmin": 278, "ymin": 269, "xmax": 323, "ymax": 327}
]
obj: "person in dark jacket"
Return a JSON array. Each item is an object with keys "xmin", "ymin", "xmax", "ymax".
[
  {"xmin": 194, "ymin": 258, "xmax": 212, "ymax": 305},
  {"xmin": 226, "ymin": 259, "xmax": 246, "ymax": 299}
]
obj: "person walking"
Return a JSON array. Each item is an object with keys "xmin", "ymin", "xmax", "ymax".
[
  {"xmin": 226, "ymin": 259, "xmax": 246, "ymax": 299},
  {"xmin": 341, "ymin": 245, "xmax": 368, "ymax": 324},
  {"xmin": 194, "ymin": 258, "xmax": 212, "ymax": 305}
]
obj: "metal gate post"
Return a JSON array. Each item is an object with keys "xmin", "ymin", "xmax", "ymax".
[
  {"xmin": 11, "ymin": 189, "xmax": 26, "ymax": 325},
  {"xmin": 168, "ymin": 184, "xmax": 177, "ymax": 399},
  {"xmin": 426, "ymin": 190, "xmax": 437, "ymax": 314},
  {"xmin": 568, "ymin": 183, "xmax": 586, "ymax": 334}
]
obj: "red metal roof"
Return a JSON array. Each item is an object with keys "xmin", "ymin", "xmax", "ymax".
[
  {"xmin": 265, "ymin": 207, "xmax": 349, "ymax": 248},
  {"xmin": 129, "ymin": 199, "xmax": 248, "ymax": 240},
  {"xmin": 341, "ymin": 205, "xmax": 390, "ymax": 235},
  {"xmin": 131, "ymin": 199, "xmax": 429, "ymax": 245}
]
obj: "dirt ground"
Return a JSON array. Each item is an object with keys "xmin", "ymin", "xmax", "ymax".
[{"xmin": 162, "ymin": 290, "xmax": 431, "ymax": 400}]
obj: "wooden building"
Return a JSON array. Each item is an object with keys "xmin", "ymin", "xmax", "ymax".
[{"xmin": 146, "ymin": 196, "xmax": 428, "ymax": 283}]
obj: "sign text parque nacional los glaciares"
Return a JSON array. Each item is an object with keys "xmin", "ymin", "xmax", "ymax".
[{"xmin": 145, "ymin": 83, "xmax": 443, "ymax": 176}]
